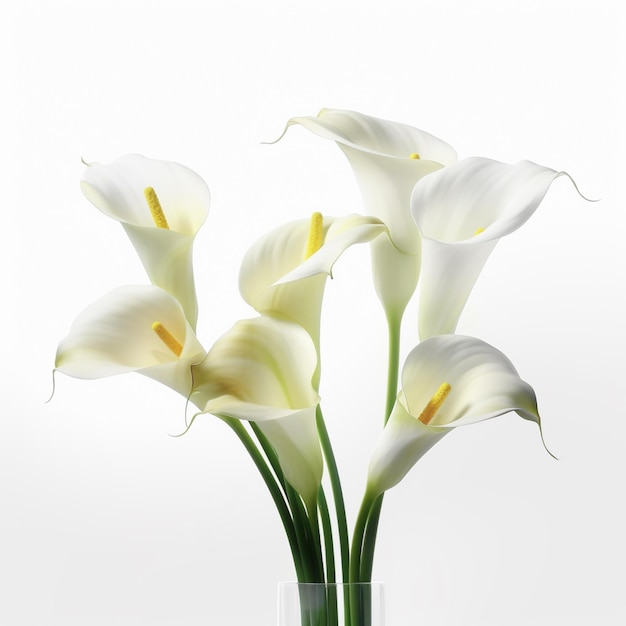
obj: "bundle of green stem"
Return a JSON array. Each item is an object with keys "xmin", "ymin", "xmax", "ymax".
[{"xmin": 220, "ymin": 321, "xmax": 401, "ymax": 626}]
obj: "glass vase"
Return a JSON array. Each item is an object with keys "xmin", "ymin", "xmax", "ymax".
[{"xmin": 277, "ymin": 582, "xmax": 385, "ymax": 626}]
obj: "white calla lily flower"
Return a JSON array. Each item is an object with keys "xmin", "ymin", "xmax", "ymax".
[
  {"xmin": 366, "ymin": 334, "xmax": 543, "ymax": 496},
  {"xmin": 239, "ymin": 213, "xmax": 387, "ymax": 385},
  {"xmin": 194, "ymin": 316, "xmax": 322, "ymax": 506},
  {"xmin": 412, "ymin": 157, "xmax": 576, "ymax": 339},
  {"xmin": 80, "ymin": 154, "xmax": 211, "ymax": 329},
  {"xmin": 55, "ymin": 285, "xmax": 207, "ymax": 401},
  {"xmin": 279, "ymin": 108, "xmax": 457, "ymax": 317}
]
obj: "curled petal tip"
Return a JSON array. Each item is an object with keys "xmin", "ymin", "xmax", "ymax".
[
  {"xmin": 536, "ymin": 417, "xmax": 559, "ymax": 460},
  {"xmin": 367, "ymin": 335, "xmax": 548, "ymax": 493},
  {"xmin": 261, "ymin": 120, "xmax": 294, "ymax": 146},
  {"xmin": 557, "ymin": 170, "xmax": 599, "ymax": 203},
  {"xmin": 44, "ymin": 369, "xmax": 57, "ymax": 404},
  {"xmin": 169, "ymin": 410, "xmax": 200, "ymax": 438}
]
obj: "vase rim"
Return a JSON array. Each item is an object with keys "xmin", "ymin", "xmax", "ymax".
[{"xmin": 278, "ymin": 581, "xmax": 385, "ymax": 586}]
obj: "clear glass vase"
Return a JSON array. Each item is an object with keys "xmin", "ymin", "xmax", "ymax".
[{"xmin": 277, "ymin": 582, "xmax": 385, "ymax": 626}]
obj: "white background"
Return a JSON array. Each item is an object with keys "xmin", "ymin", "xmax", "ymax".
[{"xmin": 2, "ymin": 1, "xmax": 624, "ymax": 624}]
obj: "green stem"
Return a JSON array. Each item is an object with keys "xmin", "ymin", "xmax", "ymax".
[
  {"xmin": 287, "ymin": 485, "xmax": 318, "ymax": 582},
  {"xmin": 384, "ymin": 313, "xmax": 402, "ymax": 424},
  {"xmin": 317, "ymin": 488, "xmax": 336, "ymax": 583},
  {"xmin": 316, "ymin": 405, "xmax": 352, "ymax": 625},
  {"xmin": 348, "ymin": 493, "xmax": 376, "ymax": 583},
  {"xmin": 349, "ymin": 492, "xmax": 377, "ymax": 626},
  {"xmin": 316, "ymin": 407, "xmax": 350, "ymax": 581},
  {"xmin": 358, "ymin": 493, "xmax": 384, "ymax": 582},
  {"xmin": 306, "ymin": 497, "xmax": 325, "ymax": 583},
  {"xmin": 318, "ymin": 488, "xmax": 338, "ymax": 626},
  {"xmin": 357, "ymin": 314, "xmax": 402, "ymax": 585},
  {"xmin": 249, "ymin": 422, "xmax": 287, "ymax": 490},
  {"xmin": 249, "ymin": 422, "xmax": 320, "ymax": 582},
  {"xmin": 221, "ymin": 417, "xmax": 305, "ymax": 582}
]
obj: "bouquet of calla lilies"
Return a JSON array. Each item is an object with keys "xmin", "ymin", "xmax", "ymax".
[{"xmin": 54, "ymin": 109, "xmax": 583, "ymax": 625}]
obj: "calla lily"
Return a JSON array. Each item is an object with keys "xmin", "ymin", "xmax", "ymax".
[
  {"xmin": 192, "ymin": 316, "xmax": 322, "ymax": 506},
  {"xmin": 80, "ymin": 154, "xmax": 211, "ymax": 329},
  {"xmin": 411, "ymin": 157, "xmax": 576, "ymax": 339},
  {"xmin": 278, "ymin": 108, "xmax": 457, "ymax": 317},
  {"xmin": 239, "ymin": 212, "xmax": 387, "ymax": 385},
  {"xmin": 55, "ymin": 285, "xmax": 206, "ymax": 402},
  {"xmin": 366, "ymin": 334, "xmax": 542, "ymax": 497}
]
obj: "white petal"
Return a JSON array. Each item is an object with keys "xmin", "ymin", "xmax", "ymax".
[
  {"xmin": 412, "ymin": 157, "xmax": 568, "ymax": 338},
  {"xmin": 239, "ymin": 215, "xmax": 385, "ymax": 350},
  {"xmin": 254, "ymin": 409, "xmax": 322, "ymax": 506},
  {"xmin": 274, "ymin": 214, "xmax": 387, "ymax": 284},
  {"xmin": 239, "ymin": 218, "xmax": 321, "ymax": 307},
  {"xmin": 280, "ymin": 108, "xmax": 458, "ymax": 317},
  {"xmin": 400, "ymin": 335, "xmax": 539, "ymax": 428},
  {"xmin": 81, "ymin": 154, "xmax": 209, "ymax": 234},
  {"xmin": 285, "ymin": 108, "xmax": 457, "ymax": 164},
  {"xmin": 282, "ymin": 109, "xmax": 457, "ymax": 251},
  {"xmin": 121, "ymin": 223, "xmax": 200, "ymax": 329},
  {"xmin": 238, "ymin": 217, "xmax": 327, "ymax": 349},
  {"xmin": 367, "ymin": 335, "xmax": 540, "ymax": 494},
  {"xmin": 200, "ymin": 317, "xmax": 320, "ymax": 414},
  {"xmin": 203, "ymin": 402, "xmax": 322, "ymax": 505},
  {"xmin": 366, "ymin": 400, "xmax": 448, "ymax": 496},
  {"xmin": 198, "ymin": 317, "xmax": 322, "ymax": 503},
  {"xmin": 417, "ymin": 237, "xmax": 498, "ymax": 338},
  {"xmin": 334, "ymin": 147, "xmax": 444, "ymax": 253},
  {"xmin": 55, "ymin": 285, "xmax": 206, "ymax": 398},
  {"xmin": 413, "ymin": 158, "xmax": 562, "ymax": 243},
  {"xmin": 80, "ymin": 155, "xmax": 211, "ymax": 328}
]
